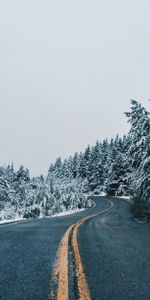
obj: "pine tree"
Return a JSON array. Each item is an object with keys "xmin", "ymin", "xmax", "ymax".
[
  {"xmin": 87, "ymin": 141, "xmax": 103, "ymax": 191},
  {"xmin": 125, "ymin": 100, "xmax": 150, "ymax": 220}
]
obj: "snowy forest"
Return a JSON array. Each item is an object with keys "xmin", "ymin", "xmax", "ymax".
[{"xmin": 0, "ymin": 100, "xmax": 150, "ymax": 222}]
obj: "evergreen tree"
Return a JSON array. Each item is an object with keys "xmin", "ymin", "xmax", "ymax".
[
  {"xmin": 87, "ymin": 142, "xmax": 103, "ymax": 191},
  {"xmin": 125, "ymin": 100, "xmax": 150, "ymax": 220}
]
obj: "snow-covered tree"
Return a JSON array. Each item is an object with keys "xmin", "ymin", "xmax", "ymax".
[
  {"xmin": 125, "ymin": 100, "xmax": 150, "ymax": 220},
  {"xmin": 0, "ymin": 100, "xmax": 149, "ymax": 222}
]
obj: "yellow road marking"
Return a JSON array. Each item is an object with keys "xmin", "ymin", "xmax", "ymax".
[
  {"xmin": 50, "ymin": 224, "xmax": 74, "ymax": 300},
  {"xmin": 50, "ymin": 200, "xmax": 113, "ymax": 300},
  {"xmin": 72, "ymin": 200, "xmax": 113, "ymax": 300},
  {"xmin": 72, "ymin": 223, "xmax": 91, "ymax": 300}
]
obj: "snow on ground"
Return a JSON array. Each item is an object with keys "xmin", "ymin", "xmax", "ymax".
[
  {"xmin": 0, "ymin": 217, "xmax": 23, "ymax": 225},
  {"xmin": 115, "ymin": 196, "xmax": 130, "ymax": 200},
  {"xmin": 51, "ymin": 208, "xmax": 85, "ymax": 218},
  {"xmin": 87, "ymin": 191, "xmax": 107, "ymax": 197},
  {"xmin": 92, "ymin": 194, "xmax": 130, "ymax": 199},
  {"xmin": 99, "ymin": 192, "xmax": 107, "ymax": 196},
  {"xmin": 115, "ymin": 196, "xmax": 133, "ymax": 204},
  {"xmin": 0, "ymin": 208, "xmax": 85, "ymax": 225}
]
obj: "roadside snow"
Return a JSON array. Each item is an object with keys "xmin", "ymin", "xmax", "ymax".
[
  {"xmin": 0, "ymin": 217, "xmax": 23, "ymax": 225},
  {"xmin": 115, "ymin": 196, "xmax": 133, "ymax": 204},
  {"xmin": 99, "ymin": 192, "xmax": 107, "ymax": 196},
  {"xmin": 51, "ymin": 208, "xmax": 85, "ymax": 218},
  {"xmin": 115, "ymin": 196, "xmax": 130, "ymax": 200},
  {"xmin": 0, "ymin": 208, "xmax": 85, "ymax": 225},
  {"xmin": 88, "ymin": 192, "xmax": 107, "ymax": 197}
]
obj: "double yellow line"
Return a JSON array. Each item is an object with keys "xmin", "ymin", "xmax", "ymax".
[{"xmin": 50, "ymin": 199, "xmax": 113, "ymax": 300}]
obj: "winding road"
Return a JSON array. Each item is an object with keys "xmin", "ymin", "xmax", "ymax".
[{"xmin": 0, "ymin": 197, "xmax": 150, "ymax": 300}]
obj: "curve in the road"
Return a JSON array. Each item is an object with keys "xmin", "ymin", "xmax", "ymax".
[{"xmin": 50, "ymin": 199, "xmax": 113, "ymax": 300}]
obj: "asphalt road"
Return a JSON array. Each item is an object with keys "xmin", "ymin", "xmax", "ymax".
[
  {"xmin": 78, "ymin": 197, "xmax": 150, "ymax": 300},
  {"xmin": 0, "ymin": 197, "xmax": 150, "ymax": 300}
]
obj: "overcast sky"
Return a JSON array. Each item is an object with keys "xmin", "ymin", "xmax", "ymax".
[{"xmin": 0, "ymin": 0, "xmax": 150, "ymax": 176}]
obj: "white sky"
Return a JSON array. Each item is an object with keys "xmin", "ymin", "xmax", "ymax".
[{"xmin": 0, "ymin": 0, "xmax": 150, "ymax": 176}]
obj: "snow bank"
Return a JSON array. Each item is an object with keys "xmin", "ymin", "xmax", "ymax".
[
  {"xmin": 0, "ymin": 208, "xmax": 85, "ymax": 225},
  {"xmin": 90, "ymin": 192, "xmax": 107, "ymax": 197},
  {"xmin": 0, "ymin": 217, "xmax": 23, "ymax": 225},
  {"xmin": 51, "ymin": 208, "xmax": 85, "ymax": 218},
  {"xmin": 98, "ymin": 192, "xmax": 107, "ymax": 196},
  {"xmin": 115, "ymin": 196, "xmax": 133, "ymax": 204},
  {"xmin": 115, "ymin": 196, "xmax": 130, "ymax": 200}
]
